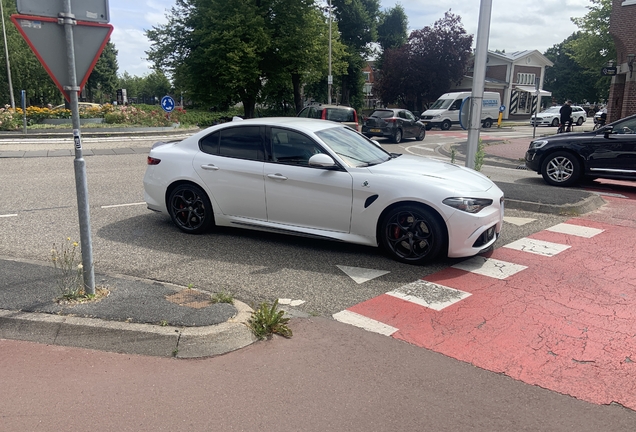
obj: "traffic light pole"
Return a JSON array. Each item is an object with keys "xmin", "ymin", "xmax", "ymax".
[{"xmin": 61, "ymin": 0, "xmax": 95, "ymax": 295}]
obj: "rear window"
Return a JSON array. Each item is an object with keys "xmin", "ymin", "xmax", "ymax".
[
  {"xmin": 325, "ymin": 108, "xmax": 355, "ymax": 122},
  {"xmin": 369, "ymin": 110, "xmax": 394, "ymax": 118}
]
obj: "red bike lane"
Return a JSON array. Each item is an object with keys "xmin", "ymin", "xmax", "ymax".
[{"xmin": 335, "ymin": 181, "xmax": 636, "ymax": 410}]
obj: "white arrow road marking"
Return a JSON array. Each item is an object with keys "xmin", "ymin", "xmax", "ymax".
[
  {"xmin": 504, "ymin": 216, "xmax": 536, "ymax": 226},
  {"xmin": 336, "ymin": 265, "xmax": 390, "ymax": 284}
]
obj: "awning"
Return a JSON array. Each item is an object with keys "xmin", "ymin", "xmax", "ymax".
[{"xmin": 515, "ymin": 86, "xmax": 552, "ymax": 97}]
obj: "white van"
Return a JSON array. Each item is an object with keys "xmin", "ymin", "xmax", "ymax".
[{"xmin": 420, "ymin": 91, "xmax": 501, "ymax": 130}]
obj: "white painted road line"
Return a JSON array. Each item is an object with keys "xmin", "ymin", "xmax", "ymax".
[
  {"xmin": 504, "ymin": 216, "xmax": 536, "ymax": 226},
  {"xmin": 503, "ymin": 238, "xmax": 571, "ymax": 257},
  {"xmin": 387, "ymin": 280, "xmax": 471, "ymax": 311},
  {"xmin": 0, "ymin": 214, "xmax": 18, "ymax": 218},
  {"xmin": 100, "ymin": 202, "xmax": 147, "ymax": 209},
  {"xmin": 546, "ymin": 223, "xmax": 604, "ymax": 238},
  {"xmin": 452, "ymin": 256, "xmax": 528, "ymax": 280},
  {"xmin": 332, "ymin": 310, "xmax": 398, "ymax": 336},
  {"xmin": 336, "ymin": 265, "xmax": 390, "ymax": 284}
]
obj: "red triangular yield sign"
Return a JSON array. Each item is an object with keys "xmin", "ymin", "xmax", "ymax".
[{"xmin": 11, "ymin": 14, "xmax": 113, "ymax": 101}]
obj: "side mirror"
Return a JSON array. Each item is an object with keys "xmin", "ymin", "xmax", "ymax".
[
  {"xmin": 309, "ymin": 153, "xmax": 337, "ymax": 168},
  {"xmin": 603, "ymin": 126, "xmax": 614, "ymax": 138}
]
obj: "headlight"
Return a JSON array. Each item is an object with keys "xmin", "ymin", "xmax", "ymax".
[
  {"xmin": 433, "ymin": 115, "xmax": 441, "ymax": 119},
  {"xmin": 443, "ymin": 197, "xmax": 493, "ymax": 214},
  {"xmin": 529, "ymin": 139, "xmax": 548, "ymax": 149}
]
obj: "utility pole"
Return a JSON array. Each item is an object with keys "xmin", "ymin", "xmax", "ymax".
[
  {"xmin": 466, "ymin": 0, "xmax": 492, "ymax": 169},
  {"xmin": 327, "ymin": 0, "xmax": 332, "ymax": 105}
]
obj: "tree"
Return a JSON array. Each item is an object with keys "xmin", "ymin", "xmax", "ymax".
[
  {"xmin": 567, "ymin": 0, "xmax": 614, "ymax": 101},
  {"xmin": 543, "ymin": 34, "xmax": 600, "ymax": 104},
  {"xmin": 331, "ymin": 0, "xmax": 380, "ymax": 106},
  {"xmin": 377, "ymin": 4, "xmax": 408, "ymax": 52},
  {"xmin": 86, "ymin": 41, "xmax": 119, "ymax": 103},
  {"xmin": 374, "ymin": 11, "xmax": 472, "ymax": 112}
]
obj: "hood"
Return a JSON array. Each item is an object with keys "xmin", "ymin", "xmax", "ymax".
[
  {"xmin": 367, "ymin": 154, "xmax": 495, "ymax": 193},
  {"xmin": 421, "ymin": 109, "xmax": 447, "ymax": 116}
]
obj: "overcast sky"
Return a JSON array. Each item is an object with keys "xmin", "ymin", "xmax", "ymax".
[{"xmin": 109, "ymin": 0, "xmax": 593, "ymax": 78}]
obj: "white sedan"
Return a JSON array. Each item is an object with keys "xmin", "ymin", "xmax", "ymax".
[
  {"xmin": 530, "ymin": 105, "xmax": 587, "ymax": 127},
  {"xmin": 143, "ymin": 117, "xmax": 504, "ymax": 264}
]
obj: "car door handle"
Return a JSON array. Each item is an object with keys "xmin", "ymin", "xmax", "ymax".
[
  {"xmin": 267, "ymin": 173, "xmax": 288, "ymax": 180},
  {"xmin": 200, "ymin": 164, "xmax": 219, "ymax": 171}
]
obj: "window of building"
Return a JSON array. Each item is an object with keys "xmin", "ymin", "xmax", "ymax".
[{"xmin": 516, "ymin": 73, "xmax": 536, "ymax": 85}]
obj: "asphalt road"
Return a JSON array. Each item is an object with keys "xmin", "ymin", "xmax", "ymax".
[{"xmin": 0, "ymin": 143, "xmax": 573, "ymax": 317}]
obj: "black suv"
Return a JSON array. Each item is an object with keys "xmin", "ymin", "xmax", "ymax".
[
  {"xmin": 361, "ymin": 108, "xmax": 426, "ymax": 143},
  {"xmin": 525, "ymin": 114, "xmax": 636, "ymax": 186}
]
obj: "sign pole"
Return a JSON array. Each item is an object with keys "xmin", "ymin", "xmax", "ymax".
[{"xmin": 61, "ymin": 0, "xmax": 95, "ymax": 295}]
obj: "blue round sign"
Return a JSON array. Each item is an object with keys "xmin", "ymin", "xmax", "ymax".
[
  {"xmin": 161, "ymin": 95, "xmax": 175, "ymax": 113},
  {"xmin": 499, "ymin": 105, "xmax": 506, "ymax": 113}
]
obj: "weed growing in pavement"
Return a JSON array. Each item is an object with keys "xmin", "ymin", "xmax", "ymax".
[
  {"xmin": 50, "ymin": 238, "xmax": 107, "ymax": 303},
  {"xmin": 247, "ymin": 299, "xmax": 292, "ymax": 340},
  {"xmin": 474, "ymin": 139, "xmax": 486, "ymax": 172},
  {"xmin": 211, "ymin": 291, "xmax": 234, "ymax": 304},
  {"xmin": 450, "ymin": 148, "xmax": 456, "ymax": 164},
  {"xmin": 50, "ymin": 238, "xmax": 87, "ymax": 300}
]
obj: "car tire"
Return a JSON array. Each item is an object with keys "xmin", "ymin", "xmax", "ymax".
[
  {"xmin": 393, "ymin": 129, "xmax": 403, "ymax": 143},
  {"xmin": 415, "ymin": 128, "xmax": 425, "ymax": 141},
  {"xmin": 576, "ymin": 117, "xmax": 584, "ymax": 126},
  {"xmin": 482, "ymin": 118, "xmax": 493, "ymax": 128},
  {"xmin": 379, "ymin": 205, "xmax": 444, "ymax": 265},
  {"xmin": 168, "ymin": 183, "xmax": 214, "ymax": 234},
  {"xmin": 425, "ymin": 124, "xmax": 432, "ymax": 131},
  {"xmin": 552, "ymin": 118, "xmax": 560, "ymax": 127},
  {"xmin": 441, "ymin": 120, "xmax": 452, "ymax": 131},
  {"xmin": 540, "ymin": 151, "xmax": 581, "ymax": 187}
]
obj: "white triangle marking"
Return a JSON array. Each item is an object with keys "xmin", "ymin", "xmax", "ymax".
[{"xmin": 336, "ymin": 265, "xmax": 390, "ymax": 284}]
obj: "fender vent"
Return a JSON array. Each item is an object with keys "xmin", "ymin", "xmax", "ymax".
[{"xmin": 364, "ymin": 195, "xmax": 379, "ymax": 208}]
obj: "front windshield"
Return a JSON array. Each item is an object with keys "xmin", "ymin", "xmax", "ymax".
[
  {"xmin": 542, "ymin": 107, "xmax": 560, "ymax": 113},
  {"xmin": 429, "ymin": 99, "xmax": 453, "ymax": 110},
  {"xmin": 315, "ymin": 127, "xmax": 392, "ymax": 168}
]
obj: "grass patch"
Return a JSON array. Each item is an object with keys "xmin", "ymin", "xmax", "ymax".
[{"xmin": 211, "ymin": 291, "xmax": 234, "ymax": 304}]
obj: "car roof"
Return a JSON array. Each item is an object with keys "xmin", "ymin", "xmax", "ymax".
[
  {"xmin": 304, "ymin": 104, "xmax": 355, "ymax": 110},
  {"xmin": 204, "ymin": 117, "xmax": 346, "ymax": 134}
]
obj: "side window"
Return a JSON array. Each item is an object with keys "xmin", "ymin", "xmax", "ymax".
[
  {"xmin": 271, "ymin": 127, "xmax": 324, "ymax": 167},
  {"xmin": 398, "ymin": 110, "xmax": 407, "ymax": 119},
  {"xmin": 199, "ymin": 131, "xmax": 219, "ymax": 155},
  {"xmin": 615, "ymin": 118, "xmax": 636, "ymax": 134},
  {"xmin": 451, "ymin": 99, "xmax": 462, "ymax": 110},
  {"xmin": 219, "ymin": 126, "xmax": 264, "ymax": 161},
  {"xmin": 405, "ymin": 111, "xmax": 415, "ymax": 121}
]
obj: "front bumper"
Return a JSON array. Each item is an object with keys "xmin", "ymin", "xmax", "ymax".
[
  {"xmin": 524, "ymin": 149, "xmax": 541, "ymax": 172},
  {"xmin": 446, "ymin": 194, "xmax": 504, "ymax": 258}
]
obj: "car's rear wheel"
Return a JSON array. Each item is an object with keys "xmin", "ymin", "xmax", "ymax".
[
  {"xmin": 441, "ymin": 120, "xmax": 452, "ymax": 131},
  {"xmin": 576, "ymin": 117, "xmax": 584, "ymax": 126},
  {"xmin": 541, "ymin": 151, "xmax": 581, "ymax": 187},
  {"xmin": 551, "ymin": 118, "xmax": 560, "ymax": 127},
  {"xmin": 415, "ymin": 128, "xmax": 425, "ymax": 141},
  {"xmin": 168, "ymin": 184, "xmax": 214, "ymax": 234},
  {"xmin": 379, "ymin": 205, "xmax": 444, "ymax": 265},
  {"xmin": 393, "ymin": 129, "xmax": 403, "ymax": 143},
  {"xmin": 482, "ymin": 118, "xmax": 493, "ymax": 128}
]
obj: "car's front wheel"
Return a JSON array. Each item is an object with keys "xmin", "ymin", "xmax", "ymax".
[
  {"xmin": 541, "ymin": 151, "xmax": 581, "ymax": 187},
  {"xmin": 379, "ymin": 205, "xmax": 444, "ymax": 264},
  {"xmin": 441, "ymin": 120, "xmax": 452, "ymax": 131},
  {"xmin": 393, "ymin": 129, "xmax": 403, "ymax": 143},
  {"xmin": 415, "ymin": 127, "xmax": 425, "ymax": 141},
  {"xmin": 168, "ymin": 183, "xmax": 214, "ymax": 234},
  {"xmin": 552, "ymin": 118, "xmax": 560, "ymax": 127}
]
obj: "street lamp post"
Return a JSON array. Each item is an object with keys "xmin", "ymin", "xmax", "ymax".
[{"xmin": 0, "ymin": 0, "xmax": 16, "ymax": 108}]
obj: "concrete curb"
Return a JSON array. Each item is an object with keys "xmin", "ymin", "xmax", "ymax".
[
  {"xmin": 503, "ymin": 194, "xmax": 606, "ymax": 216},
  {"xmin": 0, "ymin": 300, "xmax": 257, "ymax": 358}
]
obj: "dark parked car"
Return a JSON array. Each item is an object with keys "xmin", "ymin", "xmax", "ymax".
[
  {"xmin": 362, "ymin": 109, "xmax": 425, "ymax": 143},
  {"xmin": 525, "ymin": 114, "xmax": 636, "ymax": 186},
  {"xmin": 297, "ymin": 104, "xmax": 359, "ymax": 131}
]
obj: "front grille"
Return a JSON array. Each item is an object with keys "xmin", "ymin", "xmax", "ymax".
[{"xmin": 421, "ymin": 116, "xmax": 433, "ymax": 120}]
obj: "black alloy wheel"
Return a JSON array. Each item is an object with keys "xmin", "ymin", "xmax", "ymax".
[
  {"xmin": 541, "ymin": 151, "xmax": 581, "ymax": 187},
  {"xmin": 168, "ymin": 184, "xmax": 214, "ymax": 234},
  {"xmin": 379, "ymin": 205, "xmax": 444, "ymax": 264}
]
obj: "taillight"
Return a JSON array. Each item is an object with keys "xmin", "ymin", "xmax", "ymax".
[
  {"xmin": 386, "ymin": 118, "xmax": 397, "ymax": 123},
  {"xmin": 147, "ymin": 156, "xmax": 161, "ymax": 165},
  {"xmin": 321, "ymin": 109, "xmax": 327, "ymax": 120},
  {"xmin": 353, "ymin": 111, "xmax": 359, "ymax": 131}
]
